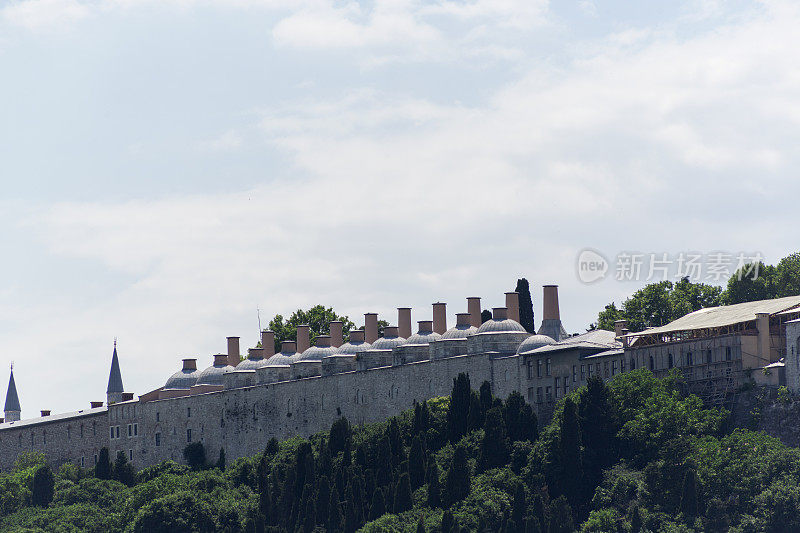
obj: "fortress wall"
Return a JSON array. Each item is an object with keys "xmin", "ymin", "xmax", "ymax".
[{"xmin": 0, "ymin": 410, "xmax": 108, "ymax": 472}]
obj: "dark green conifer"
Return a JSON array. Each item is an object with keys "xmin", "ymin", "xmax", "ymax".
[{"xmin": 393, "ymin": 472, "xmax": 413, "ymax": 513}]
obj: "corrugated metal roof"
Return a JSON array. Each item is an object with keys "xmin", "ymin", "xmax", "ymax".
[
  {"xmin": 523, "ymin": 329, "xmax": 620, "ymax": 355},
  {"xmin": 0, "ymin": 405, "xmax": 106, "ymax": 430},
  {"xmin": 626, "ymin": 295, "xmax": 800, "ymax": 337}
]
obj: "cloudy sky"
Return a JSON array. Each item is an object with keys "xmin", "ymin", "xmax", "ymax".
[{"xmin": 1, "ymin": 0, "xmax": 798, "ymax": 416}]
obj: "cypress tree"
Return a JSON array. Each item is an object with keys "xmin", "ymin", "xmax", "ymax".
[
  {"xmin": 445, "ymin": 444, "xmax": 471, "ymax": 505},
  {"xmin": 467, "ymin": 390, "xmax": 484, "ymax": 432},
  {"xmin": 516, "ymin": 278, "xmax": 536, "ymax": 333},
  {"xmin": 578, "ymin": 375, "xmax": 613, "ymax": 490},
  {"xmin": 31, "ymin": 464, "xmax": 54, "ymax": 507},
  {"xmin": 387, "ymin": 417, "xmax": 404, "ymax": 468},
  {"xmin": 95, "ymin": 447, "xmax": 112, "ymax": 480},
  {"xmin": 258, "ymin": 480, "xmax": 271, "ymax": 527},
  {"xmin": 441, "ymin": 510, "xmax": 454, "ymax": 533},
  {"xmin": 447, "ymin": 373, "xmax": 471, "ymax": 443},
  {"xmin": 479, "ymin": 406, "xmax": 509, "ymax": 471},
  {"xmin": 531, "ymin": 493, "xmax": 546, "ymax": 533},
  {"xmin": 409, "ymin": 435, "xmax": 427, "ymax": 489},
  {"xmin": 416, "ymin": 514, "xmax": 426, "ymax": 533},
  {"xmin": 559, "ymin": 398, "xmax": 583, "ymax": 508},
  {"xmin": 504, "ymin": 391, "xmax": 536, "ymax": 442},
  {"xmin": 344, "ymin": 483, "xmax": 359, "ymax": 533},
  {"xmin": 265, "ymin": 437, "xmax": 279, "ymax": 456},
  {"xmin": 630, "ymin": 506, "xmax": 643, "ymax": 533},
  {"xmin": 302, "ymin": 496, "xmax": 316, "ymax": 533},
  {"xmin": 216, "ymin": 447, "xmax": 226, "ymax": 471},
  {"xmin": 113, "ymin": 450, "xmax": 135, "ymax": 486},
  {"xmin": 315, "ymin": 475, "xmax": 331, "ymax": 526},
  {"xmin": 512, "ymin": 483, "xmax": 526, "ymax": 526},
  {"xmin": 393, "ymin": 472, "xmax": 413, "ymax": 513},
  {"xmin": 330, "ymin": 417, "xmax": 352, "ymax": 457},
  {"xmin": 426, "ymin": 457, "xmax": 441, "ymax": 508},
  {"xmin": 680, "ymin": 468, "xmax": 699, "ymax": 520},
  {"xmin": 479, "ymin": 381, "xmax": 493, "ymax": 416},
  {"xmin": 376, "ymin": 435, "xmax": 392, "ymax": 488},
  {"xmin": 328, "ymin": 486, "xmax": 343, "ymax": 532},
  {"xmin": 369, "ymin": 487, "xmax": 385, "ymax": 520}
]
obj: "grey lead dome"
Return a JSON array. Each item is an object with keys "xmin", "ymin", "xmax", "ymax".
[
  {"xmin": 164, "ymin": 368, "xmax": 200, "ymax": 390},
  {"xmin": 195, "ymin": 361, "xmax": 234, "ymax": 386},
  {"xmin": 516, "ymin": 334, "xmax": 556, "ymax": 354}
]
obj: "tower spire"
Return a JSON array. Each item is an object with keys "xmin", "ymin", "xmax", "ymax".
[
  {"xmin": 106, "ymin": 340, "xmax": 124, "ymax": 405},
  {"xmin": 4, "ymin": 364, "xmax": 21, "ymax": 422}
]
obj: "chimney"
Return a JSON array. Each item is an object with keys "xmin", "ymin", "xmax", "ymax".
[
  {"xmin": 281, "ymin": 340, "xmax": 297, "ymax": 354},
  {"xmin": 297, "ymin": 325, "xmax": 311, "ymax": 354},
  {"xmin": 182, "ymin": 358, "xmax": 197, "ymax": 371},
  {"xmin": 493, "ymin": 307, "xmax": 508, "ymax": 320},
  {"xmin": 433, "ymin": 302, "xmax": 447, "ymax": 334},
  {"xmin": 41, "ymin": 410, "xmax": 50, "ymax": 417},
  {"xmin": 621, "ymin": 328, "xmax": 630, "ymax": 348},
  {"xmin": 505, "ymin": 292, "xmax": 520, "ymax": 323},
  {"xmin": 214, "ymin": 354, "xmax": 229, "ymax": 366},
  {"xmin": 122, "ymin": 392, "xmax": 134, "ymax": 401},
  {"xmin": 418, "ymin": 320, "xmax": 433, "ymax": 333},
  {"xmin": 398, "ymin": 308, "xmax": 412, "ymax": 339},
  {"xmin": 756, "ymin": 312, "xmax": 772, "ymax": 362},
  {"xmin": 467, "ymin": 297, "xmax": 481, "ymax": 328},
  {"xmin": 456, "ymin": 313, "xmax": 471, "ymax": 327},
  {"xmin": 365, "ymin": 313, "xmax": 379, "ymax": 344},
  {"xmin": 542, "ymin": 285, "xmax": 561, "ymax": 321},
  {"xmin": 90, "ymin": 401, "xmax": 103, "ymax": 408},
  {"xmin": 329, "ymin": 321, "xmax": 344, "ymax": 348},
  {"xmin": 248, "ymin": 348, "xmax": 264, "ymax": 360},
  {"xmin": 262, "ymin": 330, "xmax": 275, "ymax": 358},
  {"xmin": 384, "ymin": 326, "xmax": 399, "ymax": 338},
  {"xmin": 614, "ymin": 320, "xmax": 627, "ymax": 338},
  {"xmin": 316, "ymin": 335, "xmax": 331, "ymax": 348},
  {"xmin": 227, "ymin": 337, "xmax": 240, "ymax": 367},
  {"xmin": 350, "ymin": 330, "xmax": 366, "ymax": 344}
]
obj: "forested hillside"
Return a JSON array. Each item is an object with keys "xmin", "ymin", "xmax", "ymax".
[{"xmin": 1, "ymin": 371, "xmax": 799, "ymax": 532}]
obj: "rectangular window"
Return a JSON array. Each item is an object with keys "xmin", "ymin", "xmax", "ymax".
[
  {"xmin": 537, "ymin": 387, "xmax": 543, "ymax": 403},
  {"xmin": 546, "ymin": 358, "xmax": 551, "ymax": 376},
  {"xmin": 94, "ymin": 454, "xmax": 98, "ymax": 465},
  {"xmin": 115, "ymin": 426, "xmax": 120, "ymax": 439},
  {"xmin": 80, "ymin": 457, "xmax": 85, "ymax": 468},
  {"xmin": 527, "ymin": 387, "xmax": 534, "ymax": 402},
  {"xmin": 526, "ymin": 361, "xmax": 532, "ymax": 379},
  {"xmin": 621, "ymin": 359, "xmax": 626, "ymax": 373},
  {"xmin": 128, "ymin": 424, "xmax": 132, "ymax": 437},
  {"xmin": 156, "ymin": 412, "xmax": 160, "ymax": 422},
  {"xmin": 612, "ymin": 360, "xmax": 618, "ymax": 375},
  {"xmin": 596, "ymin": 363, "xmax": 601, "ymax": 375},
  {"xmin": 581, "ymin": 364, "xmax": 586, "ymax": 381},
  {"xmin": 187, "ymin": 407, "xmax": 191, "ymax": 418},
  {"xmin": 707, "ymin": 349, "xmax": 713, "ymax": 364},
  {"xmin": 155, "ymin": 433, "xmax": 161, "ymax": 447},
  {"xmin": 110, "ymin": 427, "xmax": 115, "ymax": 439},
  {"xmin": 554, "ymin": 378, "xmax": 560, "ymax": 398},
  {"xmin": 134, "ymin": 424, "xmax": 138, "ymax": 436},
  {"xmin": 545, "ymin": 386, "xmax": 552, "ymax": 401},
  {"xmin": 537, "ymin": 359, "xmax": 542, "ymax": 378},
  {"xmin": 129, "ymin": 450, "xmax": 133, "ymax": 461},
  {"xmin": 563, "ymin": 376, "xmax": 569, "ymax": 394},
  {"xmin": 187, "ymin": 429, "xmax": 192, "ymax": 443},
  {"xmin": 726, "ymin": 346, "xmax": 732, "ymax": 361},
  {"xmin": 572, "ymin": 365, "xmax": 577, "ymax": 383}
]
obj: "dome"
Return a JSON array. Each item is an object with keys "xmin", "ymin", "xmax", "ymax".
[
  {"xmin": 235, "ymin": 357, "xmax": 270, "ymax": 371},
  {"xmin": 296, "ymin": 345, "xmax": 338, "ymax": 362},
  {"xmin": 264, "ymin": 352, "xmax": 295, "ymax": 366},
  {"xmin": 164, "ymin": 368, "xmax": 200, "ymax": 390},
  {"xmin": 516, "ymin": 334, "xmax": 556, "ymax": 354},
  {"xmin": 195, "ymin": 361, "xmax": 234, "ymax": 386},
  {"xmin": 476, "ymin": 318, "xmax": 527, "ymax": 334},
  {"xmin": 440, "ymin": 324, "xmax": 478, "ymax": 340},
  {"xmin": 371, "ymin": 335, "xmax": 406, "ymax": 350}
]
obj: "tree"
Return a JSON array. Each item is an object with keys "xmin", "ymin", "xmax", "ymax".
[
  {"xmin": 504, "ymin": 391, "xmax": 537, "ymax": 442},
  {"xmin": 481, "ymin": 310, "xmax": 492, "ymax": 324},
  {"xmin": 445, "ymin": 444, "xmax": 471, "ymax": 505},
  {"xmin": 467, "ymin": 391, "xmax": 484, "ymax": 432},
  {"xmin": 113, "ymin": 450, "xmax": 135, "ymax": 486},
  {"xmin": 408, "ymin": 435, "xmax": 426, "ymax": 489},
  {"xmin": 479, "ymin": 406, "xmax": 509, "ymax": 471},
  {"xmin": 441, "ymin": 510, "xmax": 455, "ymax": 533},
  {"xmin": 516, "ymin": 278, "xmax": 536, "ymax": 333},
  {"xmin": 680, "ymin": 468, "xmax": 699, "ymax": 521},
  {"xmin": 330, "ymin": 417, "xmax": 353, "ymax": 457},
  {"xmin": 393, "ymin": 472, "xmax": 412, "ymax": 513},
  {"xmin": 417, "ymin": 514, "xmax": 426, "ymax": 533},
  {"xmin": 369, "ymin": 487, "xmax": 385, "ymax": 520},
  {"xmin": 31, "ymin": 464, "xmax": 54, "ymax": 507},
  {"xmin": 95, "ymin": 447, "xmax": 112, "ymax": 480},
  {"xmin": 268, "ymin": 305, "xmax": 356, "ymax": 353},
  {"xmin": 578, "ymin": 376, "xmax": 614, "ymax": 490},
  {"xmin": 776, "ymin": 252, "xmax": 800, "ymax": 297},
  {"xmin": 316, "ymin": 476, "xmax": 331, "ymax": 526},
  {"xmin": 427, "ymin": 457, "xmax": 441, "ymax": 508},
  {"xmin": 559, "ymin": 398, "xmax": 583, "ymax": 509},
  {"xmin": 512, "ymin": 483, "xmax": 526, "ymax": 526},
  {"xmin": 447, "ymin": 373, "xmax": 471, "ymax": 443},
  {"xmin": 183, "ymin": 441, "xmax": 207, "ymax": 471},
  {"xmin": 328, "ymin": 486, "xmax": 343, "ymax": 532},
  {"xmin": 216, "ymin": 448, "xmax": 226, "ymax": 471}
]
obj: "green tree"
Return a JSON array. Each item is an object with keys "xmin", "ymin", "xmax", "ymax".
[
  {"xmin": 447, "ymin": 373, "xmax": 471, "ymax": 443},
  {"xmin": 183, "ymin": 441, "xmax": 207, "ymax": 471},
  {"xmin": 268, "ymin": 305, "xmax": 355, "ymax": 352},
  {"xmin": 328, "ymin": 486, "xmax": 343, "ymax": 532},
  {"xmin": 369, "ymin": 487, "xmax": 385, "ymax": 520},
  {"xmin": 679, "ymin": 467, "xmax": 699, "ymax": 521},
  {"xmin": 392, "ymin": 472, "xmax": 412, "ymax": 513},
  {"xmin": 216, "ymin": 448, "xmax": 226, "ymax": 471},
  {"xmin": 578, "ymin": 375, "xmax": 614, "ymax": 490},
  {"xmin": 408, "ymin": 435, "xmax": 426, "ymax": 489},
  {"xmin": 559, "ymin": 398, "xmax": 583, "ymax": 509},
  {"xmin": 330, "ymin": 417, "xmax": 353, "ymax": 458},
  {"xmin": 416, "ymin": 513, "xmax": 426, "ymax": 533},
  {"xmin": 445, "ymin": 444, "xmax": 471, "ymax": 505},
  {"xmin": 131, "ymin": 491, "xmax": 216, "ymax": 533},
  {"xmin": 113, "ymin": 450, "xmax": 136, "ymax": 486},
  {"xmin": 504, "ymin": 391, "xmax": 538, "ymax": 442},
  {"xmin": 480, "ymin": 406, "xmax": 509, "ymax": 471},
  {"xmin": 316, "ymin": 475, "xmax": 331, "ymax": 526},
  {"xmin": 31, "ymin": 464, "xmax": 54, "ymax": 507},
  {"xmin": 516, "ymin": 278, "xmax": 536, "ymax": 333},
  {"xmin": 776, "ymin": 252, "xmax": 800, "ymax": 297},
  {"xmin": 427, "ymin": 457, "xmax": 441, "ymax": 508},
  {"xmin": 94, "ymin": 447, "xmax": 112, "ymax": 480},
  {"xmin": 481, "ymin": 309, "xmax": 492, "ymax": 323},
  {"xmin": 512, "ymin": 483, "xmax": 526, "ymax": 526}
]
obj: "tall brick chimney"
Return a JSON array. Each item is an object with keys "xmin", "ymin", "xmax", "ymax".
[
  {"xmin": 329, "ymin": 321, "xmax": 343, "ymax": 348},
  {"xmin": 467, "ymin": 297, "xmax": 481, "ymax": 328},
  {"xmin": 227, "ymin": 337, "xmax": 240, "ymax": 367},
  {"xmin": 398, "ymin": 308, "xmax": 412, "ymax": 339},
  {"xmin": 262, "ymin": 330, "xmax": 275, "ymax": 358},
  {"xmin": 539, "ymin": 285, "xmax": 566, "ymax": 341},
  {"xmin": 365, "ymin": 313, "xmax": 379, "ymax": 344},
  {"xmin": 492, "ymin": 307, "xmax": 508, "ymax": 320},
  {"xmin": 297, "ymin": 325, "xmax": 310, "ymax": 354},
  {"xmin": 433, "ymin": 302, "xmax": 447, "ymax": 334},
  {"xmin": 505, "ymin": 292, "xmax": 520, "ymax": 323}
]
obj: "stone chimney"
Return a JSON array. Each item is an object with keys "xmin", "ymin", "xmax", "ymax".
[
  {"xmin": 90, "ymin": 401, "xmax": 103, "ymax": 408},
  {"xmin": 398, "ymin": 308, "xmax": 412, "ymax": 339},
  {"xmin": 40, "ymin": 410, "xmax": 50, "ymax": 417},
  {"xmin": 182, "ymin": 358, "xmax": 197, "ymax": 371},
  {"xmin": 467, "ymin": 297, "xmax": 481, "ymax": 328},
  {"xmin": 456, "ymin": 313, "xmax": 471, "ymax": 327},
  {"xmin": 384, "ymin": 326, "xmax": 399, "ymax": 338},
  {"xmin": 214, "ymin": 354, "xmax": 229, "ymax": 366},
  {"xmin": 329, "ymin": 321, "xmax": 344, "ymax": 348},
  {"xmin": 281, "ymin": 340, "xmax": 297, "ymax": 353},
  {"xmin": 316, "ymin": 335, "xmax": 331, "ymax": 348},
  {"xmin": 505, "ymin": 292, "xmax": 520, "ymax": 323},
  {"xmin": 756, "ymin": 312, "xmax": 772, "ymax": 362},
  {"xmin": 227, "ymin": 337, "xmax": 240, "ymax": 367},
  {"xmin": 262, "ymin": 331, "xmax": 275, "ymax": 358},
  {"xmin": 297, "ymin": 325, "xmax": 310, "ymax": 354},
  {"xmin": 248, "ymin": 348, "xmax": 264, "ymax": 360},
  {"xmin": 621, "ymin": 328, "xmax": 630, "ymax": 348},
  {"xmin": 433, "ymin": 302, "xmax": 447, "ymax": 334},
  {"xmin": 539, "ymin": 285, "xmax": 567, "ymax": 341},
  {"xmin": 418, "ymin": 320, "xmax": 434, "ymax": 333},
  {"xmin": 614, "ymin": 320, "xmax": 627, "ymax": 338},
  {"xmin": 350, "ymin": 330, "xmax": 366, "ymax": 344},
  {"xmin": 493, "ymin": 307, "xmax": 508, "ymax": 320},
  {"xmin": 365, "ymin": 313, "xmax": 379, "ymax": 344}
]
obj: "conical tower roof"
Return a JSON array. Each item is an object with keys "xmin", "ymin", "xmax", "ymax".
[
  {"xmin": 4, "ymin": 365, "xmax": 20, "ymax": 413},
  {"xmin": 106, "ymin": 341, "xmax": 124, "ymax": 394}
]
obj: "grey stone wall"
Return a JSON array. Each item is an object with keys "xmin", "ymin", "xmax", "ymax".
[{"xmin": 785, "ymin": 322, "xmax": 800, "ymax": 392}]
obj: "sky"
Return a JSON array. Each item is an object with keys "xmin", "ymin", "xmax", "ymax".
[{"xmin": 1, "ymin": 0, "xmax": 799, "ymax": 417}]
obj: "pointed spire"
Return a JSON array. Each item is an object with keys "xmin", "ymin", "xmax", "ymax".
[
  {"xmin": 4, "ymin": 364, "xmax": 21, "ymax": 416},
  {"xmin": 106, "ymin": 339, "xmax": 124, "ymax": 395}
]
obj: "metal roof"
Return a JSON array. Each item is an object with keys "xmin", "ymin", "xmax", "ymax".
[
  {"xmin": 626, "ymin": 295, "xmax": 800, "ymax": 337},
  {"xmin": 0, "ymin": 405, "xmax": 106, "ymax": 430},
  {"xmin": 522, "ymin": 329, "xmax": 620, "ymax": 355},
  {"xmin": 106, "ymin": 344, "xmax": 124, "ymax": 394},
  {"xmin": 4, "ymin": 368, "xmax": 20, "ymax": 412}
]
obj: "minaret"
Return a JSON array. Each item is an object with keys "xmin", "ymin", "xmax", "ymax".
[
  {"xmin": 4, "ymin": 364, "xmax": 21, "ymax": 422},
  {"xmin": 106, "ymin": 339, "xmax": 124, "ymax": 405}
]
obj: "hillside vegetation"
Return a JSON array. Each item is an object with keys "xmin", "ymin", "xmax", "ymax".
[{"xmin": 1, "ymin": 371, "xmax": 798, "ymax": 532}]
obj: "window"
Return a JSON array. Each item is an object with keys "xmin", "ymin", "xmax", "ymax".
[
  {"xmin": 80, "ymin": 425, "xmax": 84, "ymax": 438},
  {"xmin": 563, "ymin": 376, "xmax": 569, "ymax": 394},
  {"xmin": 134, "ymin": 424, "xmax": 138, "ymax": 436},
  {"xmin": 537, "ymin": 387, "xmax": 543, "ymax": 404},
  {"xmin": 621, "ymin": 359, "xmax": 626, "ymax": 373},
  {"xmin": 537, "ymin": 359, "xmax": 542, "ymax": 378},
  {"xmin": 545, "ymin": 386, "xmax": 552, "ymax": 401},
  {"xmin": 527, "ymin": 387, "xmax": 535, "ymax": 402},
  {"xmin": 580, "ymin": 364, "xmax": 586, "ymax": 381},
  {"xmin": 668, "ymin": 353, "xmax": 674, "ymax": 369},
  {"xmin": 649, "ymin": 356, "xmax": 655, "ymax": 371},
  {"xmin": 187, "ymin": 429, "xmax": 192, "ymax": 443},
  {"xmin": 526, "ymin": 361, "xmax": 533, "ymax": 379},
  {"xmin": 687, "ymin": 352, "xmax": 693, "ymax": 366},
  {"xmin": 94, "ymin": 454, "xmax": 98, "ymax": 465},
  {"xmin": 572, "ymin": 365, "xmax": 577, "ymax": 383},
  {"xmin": 129, "ymin": 450, "xmax": 133, "ymax": 461},
  {"xmin": 155, "ymin": 433, "xmax": 161, "ymax": 447},
  {"xmin": 604, "ymin": 362, "xmax": 609, "ymax": 378},
  {"xmin": 630, "ymin": 357, "xmax": 636, "ymax": 370},
  {"xmin": 612, "ymin": 360, "xmax": 618, "ymax": 375},
  {"xmin": 707, "ymin": 349, "xmax": 713, "ymax": 364},
  {"xmin": 726, "ymin": 346, "xmax": 732, "ymax": 361},
  {"xmin": 81, "ymin": 456, "xmax": 85, "ymax": 468},
  {"xmin": 587, "ymin": 364, "xmax": 593, "ymax": 377},
  {"xmin": 115, "ymin": 426, "xmax": 120, "ymax": 439},
  {"xmin": 187, "ymin": 407, "xmax": 191, "ymax": 418},
  {"xmin": 110, "ymin": 427, "xmax": 115, "ymax": 439},
  {"xmin": 596, "ymin": 363, "xmax": 601, "ymax": 375},
  {"xmin": 546, "ymin": 358, "xmax": 551, "ymax": 376},
  {"xmin": 156, "ymin": 412, "xmax": 160, "ymax": 422},
  {"xmin": 128, "ymin": 424, "xmax": 132, "ymax": 437},
  {"xmin": 555, "ymin": 378, "xmax": 561, "ymax": 398}
]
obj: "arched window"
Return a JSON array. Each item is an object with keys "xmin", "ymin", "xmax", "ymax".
[{"xmin": 649, "ymin": 356, "xmax": 654, "ymax": 371}]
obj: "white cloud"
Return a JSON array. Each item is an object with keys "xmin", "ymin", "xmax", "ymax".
[{"xmin": 2, "ymin": 0, "xmax": 90, "ymax": 31}]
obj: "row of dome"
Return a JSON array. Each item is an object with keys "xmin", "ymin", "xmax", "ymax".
[{"xmin": 163, "ymin": 303, "xmax": 559, "ymax": 393}]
